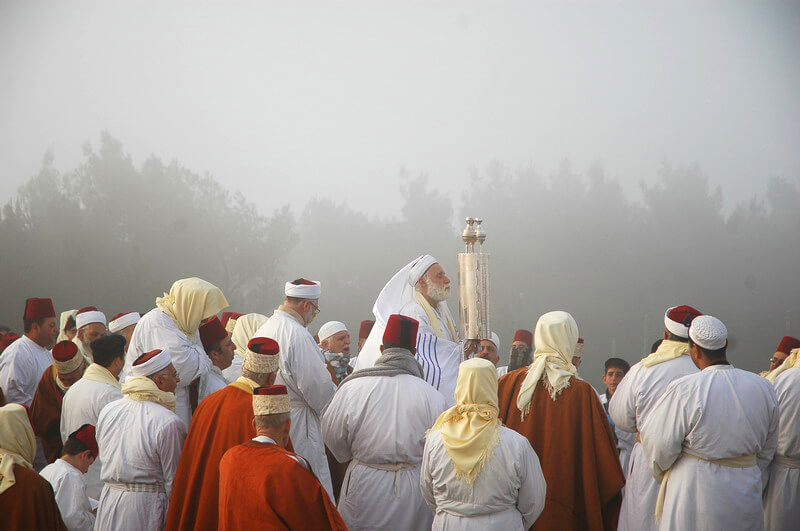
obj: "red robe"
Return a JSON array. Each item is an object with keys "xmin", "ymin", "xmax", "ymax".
[
  {"xmin": 0, "ymin": 464, "xmax": 67, "ymax": 530},
  {"xmin": 218, "ymin": 440, "xmax": 346, "ymax": 531},
  {"xmin": 498, "ymin": 370, "xmax": 625, "ymax": 531},
  {"xmin": 30, "ymin": 366, "xmax": 66, "ymax": 463}
]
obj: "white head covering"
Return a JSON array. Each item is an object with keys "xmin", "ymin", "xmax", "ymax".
[
  {"xmin": 57, "ymin": 309, "xmax": 78, "ymax": 343},
  {"xmin": 284, "ymin": 279, "xmax": 321, "ymax": 299},
  {"xmin": 129, "ymin": 349, "xmax": 172, "ymax": 377},
  {"xmin": 232, "ymin": 313, "xmax": 269, "ymax": 359},
  {"xmin": 318, "ymin": 321, "xmax": 348, "ymax": 342},
  {"xmin": 408, "ymin": 254, "xmax": 438, "ymax": 286},
  {"xmin": 689, "ymin": 315, "xmax": 727, "ymax": 350},
  {"xmin": 76, "ymin": 309, "xmax": 107, "ymax": 330},
  {"xmin": 483, "ymin": 332, "xmax": 500, "ymax": 350},
  {"xmin": 517, "ymin": 311, "xmax": 579, "ymax": 416},
  {"xmin": 109, "ymin": 312, "xmax": 140, "ymax": 334}
]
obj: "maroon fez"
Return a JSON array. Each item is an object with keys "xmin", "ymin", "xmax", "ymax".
[
  {"xmin": 199, "ymin": 316, "xmax": 228, "ymax": 350},
  {"xmin": 291, "ymin": 278, "xmax": 316, "ymax": 285},
  {"xmin": 253, "ymin": 384, "xmax": 288, "ymax": 396},
  {"xmin": 0, "ymin": 333, "xmax": 20, "ymax": 352},
  {"xmin": 513, "ymin": 329, "xmax": 533, "ymax": 347},
  {"xmin": 52, "ymin": 340, "xmax": 79, "ymax": 361},
  {"xmin": 69, "ymin": 424, "xmax": 99, "ymax": 457},
  {"xmin": 23, "ymin": 298, "xmax": 56, "ymax": 320},
  {"xmin": 359, "ymin": 320, "xmax": 375, "ymax": 339},
  {"xmin": 382, "ymin": 314, "xmax": 419, "ymax": 350},
  {"xmin": 134, "ymin": 349, "xmax": 163, "ymax": 365},
  {"xmin": 776, "ymin": 336, "xmax": 800, "ymax": 355},
  {"xmin": 220, "ymin": 312, "xmax": 244, "ymax": 329},
  {"xmin": 247, "ymin": 337, "xmax": 280, "ymax": 355}
]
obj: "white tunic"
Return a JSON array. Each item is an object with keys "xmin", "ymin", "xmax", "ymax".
[
  {"xmin": 322, "ymin": 372, "xmax": 448, "ymax": 531},
  {"xmin": 608, "ymin": 353, "xmax": 698, "ymax": 530},
  {"xmin": 400, "ymin": 299, "xmax": 462, "ymax": 407},
  {"xmin": 221, "ymin": 354, "xmax": 242, "ymax": 383},
  {"xmin": 599, "ymin": 391, "xmax": 637, "ymax": 478},
  {"xmin": 0, "ymin": 334, "xmax": 52, "ymax": 405},
  {"xmin": 763, "ymin": 367, "xmax": 800, "ymax": 531},
  {"xmin": 421, "ymin": 427, "xmax": 547, "ymax": 530},
  {"xmin": 125, "ymin": 308, "xmax": 211, "ymax": 428},
  {"xmin": 60, "ymin": 372, "xmax": 123, "ymax": 500},
  {"xmin": 641, "ymin": 364, "xmax": 778, "ymax": 531},
  {"xmin": 198, "ymin": 365, "xmax": 227, "ymax": 402},
  {"xmin": 40, "ymin": 458, "xmax": 95, "ymax": 531},
  {"xmin": 496, "ymin": 365, "xmax": 509, "ymax": 378},
  {"xmin": 95, "ymin": 396, "xmax": 186, "ymax": 531},
  {"xmin": 255, "ymin": 309, "xmax": 337, "ymax": 499}
]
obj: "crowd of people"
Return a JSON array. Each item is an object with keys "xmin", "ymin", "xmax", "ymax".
[{"xmin": 0, "ymin": 253, "xmax": 798, "ymax": 530}]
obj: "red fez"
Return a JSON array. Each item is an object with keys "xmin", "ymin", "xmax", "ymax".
[
  {"xmin": 254, "ymin": 384, "xmax": 288, "ymax": 396},
  {"xmin": 382, "ymin": 314, "xmax": 419, "ymax": 350},
  {"xmin": 220, "ymin": 312, "xmax": 244, "ymax": 329},
  {"xmin": 23, "ymin": 298, "xmax": 55, "ymax": 320},
  {"xmin": 313, "ymin": 334, "xmax": 319, "ymax": 344},
  {"xmin": 69, "ymin": 424, "xmax": 99, "ymax": 457},
  {"xmin": 513, "ymin": 329, "xmax": 533, "ymax": 347},
  {"xmin": 134, "ymin": 349, "xmax": 163, "ymax": 365},
  {"xmin": 0, "ymin": 333, "xmax": 20, "ymax": 352},
  {"xmin": 665, "ymin": 305, "xmax": 703, "ymax": 337},
  {"xmin": 77, "ymin": 306, "xmax": 99, "ymax": 314},
  {"xmin": 776, "ymin": 336, "xmax": 800, "ymax": 355},
  {"xmin": 359, "ymin": 320, "xmax": 375, "ymax": 339},
  {"xmin": 578, "ymin": 337, "xmax": 585, "ymax": 344},
  {"xmin": 291, "ymin": 278, "xmax": 317, "ymax": 285},
  {"xmin": 199, "ymin": 316, "xmax": 228, "ymax": 350},
  {"xmin": 247, "ymin": 337, "xmax": 280, "ymax": 355},
  {"xmin": 52, "ymin": 340, "xmax": 79, "ymax": 361}
]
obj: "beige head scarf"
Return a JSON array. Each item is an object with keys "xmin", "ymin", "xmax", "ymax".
[
  {"xmin": 517, "ymin": 311, "xmax": 579, "ymax": 417},
  {"xmin": 57, "ymin": 309, "xmax": 78, "ymax": 343},
  {"xmin": 766, "ymin": 348, "xmax": 800, "ymax": 383},
  {"xmin": 429, "ymin": 358, "xmax": 502, "ymax": 484},
  {"xmin": 156, "ymin": 277, "xmax": 229, "ymax": 340},
  {"xmin": 0, "ymin": 404, "xmax": 36, "ymax": 494},
  {"xmin": 232, "ymin": 313, "xmax": 269, "ymax": 359}
]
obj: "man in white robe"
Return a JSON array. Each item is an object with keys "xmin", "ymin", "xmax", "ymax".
[
  {"xmin": 40, "ymin": 424, "xmax": 99, "ymax": 531},
  {"xmin": 96, "ymin": 349, "xmax": 187, "ymax": 531},
  {"xmin": 598, "ymin": 357, "xmax": 637, "ymax": 478},
  {"xmin": 421, "ymin": 357, "xmax": 546, "ymax": 530},
  {"xmin": 355, "ymin": 255, "xmax": 470, "ymax": 407},
  {"xmin": 0, "ymin": 298, "xmax": 59, "ymax": 405},
  {"xmin": 108, "ymin": 312, "xmax": 140, "ymax": 353},
  {"xmin": 255, "ymin": 278, "xmax": 337, "ymax": 499},
  {"xmin": 125, "ymin": 277, "xmax": 229, "ymax": 428},
  {"xmin": 475, "ymin": 332, "xmax": 507, "ymax": 377},
  {"xmin": 609, "ymin": 304, "xmax": 703, "ymax": 531},
  {"xmin": 61, "ymin": 334, "xmax": 125, "ymax": 500},
  {"xmin": 72, "ymin": 307, "xmax": 107, "ymax": 363},
  {"xmin": 221, "ymin": 313, "xmax": 268, "ymax": 383},
  {"xmin": 323, "ymin": 314, "xmax": 448, "ymax": 530},
  {"xmin": 641, "ymin": 315, "xmax": 778, "ymax": 531},
  {"xmin": 762, "ymin": 347, "xmax": 800, "ymax": 530},
  {"xmin": 197, "ymin": 316, "xmax": 233, "ymax": 401}
]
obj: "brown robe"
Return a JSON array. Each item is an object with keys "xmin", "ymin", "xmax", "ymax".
[
  {"xmin": 0, "ymin": 463, "xmax": 67, "ymax": 530},
  {"xmin": 498, "ymin": 370, "xmax": 625, "ymax": 531},
  {"xmin": 30, "ymin": 366, "xmax": 66, "ymax": 463}
]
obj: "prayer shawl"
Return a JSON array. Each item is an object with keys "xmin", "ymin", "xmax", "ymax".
[
  {"xmin": 122, "ymin": 376, "xmax": 176, "ymax": 413},
  {"xmin": 82, "ymin": 363, "xmax": 121, "ymax": 389},
  {"xmin": 57, "ymin": 310, "xmax": 77, "ymax": 343},
  {"xmin": 155, "ymin": 277, "xmax": 229, "ymax": 340},
  {"xmin": 517, "ymin": 311, "xmax": 579, "ymax": 416},
  {"xmin": 0, "ymin": 404, "xmax": 36, "ymax": 494},
  {"xmin": 340, "ymin": 348, "xmax": 423, "ymax": 386},
  {"xmin": 429, "ymin": 358, "xmax": 501, "ymax": 484},
  {"xmin": 414, "ymin": 291, "xmax": 457, "ymax": 341},
  {"xmin": 30, "ymin": 366, "xmax": 67, "ymax": 463},
  {"xmin": 766, "ymin": 347, "xmax": 800, "ymax": 383},
  {"xmin": 640, "ymin": 339, "xmax": 690, "ymax": 368}
]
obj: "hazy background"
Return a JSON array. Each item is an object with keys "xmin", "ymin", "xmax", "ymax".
[{"xmin": 1, "ymin": 1, "xmax": 799, "ymax": 388}]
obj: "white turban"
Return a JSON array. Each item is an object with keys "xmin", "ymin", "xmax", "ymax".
[
  {"xmin": 129, "ymin": 349, "xmax": 172, "ymax": 377},
  {"xmin": 284, "ymin": 279, "xmax": 321, "ymax": 299},
  {"xmin": 76, "ymin": 310, "xmax": 107, "ymax": 330},
  {"xmin": 483, "ymin": 332, "xmax": 500, "ymax": 350},
  {"xmin": 689, "ymin": 315, "xmax": 727, "ymax": 350},
  {"xmin": 318, "ymin": 321, "xmax": 348, "ymax": 342},
  {"xmin": 109, "ymin": 312, "xmax": 140, "ymax": 333},
  {"xmin": 408, "ymin": 255, "xmax": 438, "ymax": 286}
]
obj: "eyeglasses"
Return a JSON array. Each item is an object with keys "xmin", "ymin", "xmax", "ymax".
[
  {"xmin": 769, "ymin": 357, "xmax": 784, "ymax": 364},
  {"xmin": 308, "ymin": 301, "xmax": 320, "ymax": 315}
]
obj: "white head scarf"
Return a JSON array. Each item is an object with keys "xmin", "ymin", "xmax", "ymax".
[
  {"xmin": 232, "ymin": 313, "xmax": 269, "ymax": 359},
  {"xmin": 57, "ymin": 309, "xmax": 78, "ymax": 343},
  {"xmin": 155, "ymin": 277, "xmax": 229, "ymax": 340},
  {"xmin": 517, "ymin": 311, "xmax": 579, "ymax": 416}
]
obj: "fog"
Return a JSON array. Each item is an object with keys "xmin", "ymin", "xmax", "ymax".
[{"xmin": 1, "ymin": 1, "xmax": 799, "ymax": 388}]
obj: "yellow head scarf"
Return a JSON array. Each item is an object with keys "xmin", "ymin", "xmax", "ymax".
[
  {"xmin": 766, "ymin": 348, "xmax": 800, "ymax": 383},
  {"xmin": 517, "ymin": 311, "xmax": 579, "ymax": 416},
  {"xmin": 232, "ymin": 313, "xmax": 269, "ymax": 359},
  {"xmin": 0, "ymin": 404, "xmax": 36, "ymax": 494},
  {"xmin": 429, "ymin": 358, "xmax": 502, "ymax": 484},
  {"xmin": 156, "ymin": 277, "xmax": 229, "ymax": 340}
]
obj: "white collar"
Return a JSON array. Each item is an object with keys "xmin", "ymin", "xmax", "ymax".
[{"xmin": 252, "ymin": 435, "xmax": 277, "ymax": 445}]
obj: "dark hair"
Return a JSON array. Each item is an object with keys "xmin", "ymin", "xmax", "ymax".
[
  {"xmin": 91, "ymin": 334, "xmax": 126, "ymax": 367},
  {"xmin": 0, "ymin": 325, "xmax": 10, "ymax": 334},
  {"xmin": 62, "ymin": 437, "xmax": 90, "ymax": 456},
  {"xmin": 688, "ymin": 336, "xmax": 727, "ymax": 359},
  {"xmin": 604, "ymin": 358, "xmax": 630, "ymax": 373},
  {"xmin": 23, "ymin": 318, "xmax": 46, "ymax": 333},
  {"xmin": 664, "ymin": 332, "xmax": 688, "ymax": 343},
  {"xmin": 651, "ymin": 339, "xmax": 663, "ymax": 353},
  {"xmin": 65, "ymin": 315, "xmax": 76, "ymax": 331},
  {"xmin": 206, "ymin": 342, "xmax": 222, "ymax": 355}
]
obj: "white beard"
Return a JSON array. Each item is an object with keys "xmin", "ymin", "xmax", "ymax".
[{"xmin": 427, "ymin": 283, "xmax": 451, "ymax": 303}]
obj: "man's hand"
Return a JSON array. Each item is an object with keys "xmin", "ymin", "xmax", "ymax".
[{"xmin": 463, "ymin": 339, "xmax": 480, "ymax": 360}]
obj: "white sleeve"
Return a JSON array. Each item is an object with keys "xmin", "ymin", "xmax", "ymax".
[
  {"xmin": 157, "ymin": 417, "xmax": 188, "ymax": 497},
  {"xmin": 0, "ymin": 352, "xmax": 36, "ymax": 405},
  {"xmin": 321, "ymin": 389, "xmax": 353, "ymax": 463},
  {"xmin": 167, "ymin": 341, "xmax": 211, "ymax": 391},
  {"xmin": 608, "ymin": 367, "xmax": 639, "ymax": 433},
  {"xmin": 419, "ymin": 435, "xmax": 436, "ymax": 512},
  {"xmin": 640, "ymin": 383, "xmax": 695, "ymax": 481},
  {"xmin": 517, "ymin": 438, "xmax": 547, "ymax": 530},
  {"xmin": 758, "ymin": 386, "xmax": 780, "ymax": 491},
  {"xmin": 54, "ymin": 472, "xmax": 95, "ymax": 531},
  {"xmin": 291, "ymin": 338, "xmax": 336, "ymax": 416}
]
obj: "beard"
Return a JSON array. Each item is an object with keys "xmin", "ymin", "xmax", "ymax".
[
  {"xmin": 508, "ymin": 346, "xmax": 533, "ymax": 371},
  {"xmin": 427, "ymin": 282, "xmax": 451, "ymax": 303}
]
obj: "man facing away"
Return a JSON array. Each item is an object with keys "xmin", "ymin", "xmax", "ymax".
[
  {"xmin": 107, "ymin": 312, "xmax": 140, "ymax": 353},
  {"xmin": 218, "ymin": 384, "xmax": 346, "ymax": 531},
  {"xmin": 323, "ymin": 314, "xmax": 448, "ymax": 530},
  {"xmin": 641, "ymin": 315, "xmax": 778, "ymax": 531}
]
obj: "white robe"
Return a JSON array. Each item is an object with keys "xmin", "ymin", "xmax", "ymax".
[
  {"xmin": 0, "ymin": 334, "xmax": 52, "ymax": 405},
  {"xmin": 221, "ymin": 354, "xmax": 242, "ymax": 383},
  {"xmin": 198, "ymin": 365, "xmax": 227, "ymax": 402},
  {"xmin": 40, "ymin": 458, "xmax": 95, "ymax": 531},
  {"xmin": 322, "ymin": 372, "xmax": 448, "ymax": 531},
  {"xmin": 763, "ymin": 367, "xmax": 800, "ymax": 531},
  {"xmin": 608, "ymin": 354, "xmax": 698, "ymax": 530},
  {"xmin": 255, "ymin": 309, "xmax": 337, "ymax": 499},
  {"xmin": 124, "ymin": 308, "xmax": 211, "ymax": 428},
  {"xmin": 60, "ymin": 373, "xmax": 123, "ymax": 500},
  {"xmin": 599, "ymin": 391, "xmax": 637, "ymax": 478},
  {"xmin": 95, "ymin": 396, "xmax": 186, "ymax": 531},
  {"xmin": 641, "ymin": 364, "xmax": 778, "ymax": 531},
  {"xmin": 420, "ymin": 427, "xmax": 547, "ymax": 530}
]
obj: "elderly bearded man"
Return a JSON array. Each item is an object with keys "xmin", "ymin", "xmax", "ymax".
[
  {"xmin": 318, "ymin": 320, "xmax": 352, "ymax": 383},
  {"xmin": 73, "ymin": 307, "xmax": 107, "ymax": 363}
]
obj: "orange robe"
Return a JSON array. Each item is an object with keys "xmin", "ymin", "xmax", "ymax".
[
  {"xmin": 30, "ymin": 366, "xmax": 66, "ymax": 463},
  {"xmin": 498, "ymin": 370, "xmax": 625, "ymax": 531},
  {"xmin": 0, "ymin": 464, "xmax": 67, "ymax": 530},
  {"xmin": 218, "ymin": 440, "xmax": 347, "ymax": 531}
]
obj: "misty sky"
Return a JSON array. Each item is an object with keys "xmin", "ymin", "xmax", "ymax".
[{"xmin": 1, "ymin": 1, "xmax": 799, "ymax": 218}]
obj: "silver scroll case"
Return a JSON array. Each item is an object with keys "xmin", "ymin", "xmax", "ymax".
[{"xmin": 457, "ymin": 217, "xmax": 490, "ymax": 341}]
